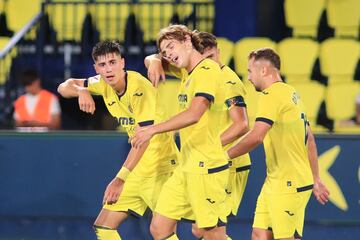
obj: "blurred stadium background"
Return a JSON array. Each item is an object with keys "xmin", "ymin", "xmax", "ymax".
[{"xmin": 0, "ymin": 0, "xmax": 359, "ymax": 239}]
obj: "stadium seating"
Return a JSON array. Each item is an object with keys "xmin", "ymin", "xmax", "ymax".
[
  {"xmin": 277, "ymin": 38, "xmax": 319, "ymax": 84},
  {"xmin": 327, "ymin": 0, "xmax": 360, "ymax": 38},
  {"xmin": 284, "ymin": 0, "xmax": 326, "ymax": 38},
  {"xmin": 217, "ymin": 37, "xmax": 234, "ymax": 66},
  {"xmin": 135, "ymin": 0, "xmax": 175, "ymax": 42},
  {"xmin": 326, "ymin": 82, "xmax": 360, "ymax": 133},
  {"xmin": 46, "ymin": 1, "xmax": 88, "ymax": 42},
  {"xmin": 95, "ymin": 1, "xmax": 131, "ymax": 42},
  {"xmin": 320, "ymin": 38, "xmax": 360, "ymax": 84},
  {"xmin": 0, "ymin": 37, "xmax": 14, "ymax": 85},
  {"xmin": 233, "ymin": 37, "xmax": 276, "ymax": 78},
  {"xmin": 291, "ymin": 82, "xmax": 328, "ymax": 132},
  {"xmin": 6, "ymin": 0, "xmax": 42, "ymax": 40},
  {"xmin": 182, "ymin": 0, "xmax": 214, "ymax": 34}
]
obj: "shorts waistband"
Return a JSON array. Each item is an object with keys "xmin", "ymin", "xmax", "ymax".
[
  {"xmin": 297, "ymin": 184, "xmax": 313, "ymax": 192},
  {"xmin": 208, "ymin": 163, "xmax": 229, "ymax": 174},
  {"xmin": 235, "ymin": 165, "xmax": 251, "ymax": 172}
]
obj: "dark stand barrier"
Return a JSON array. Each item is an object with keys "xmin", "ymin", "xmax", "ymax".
[{"xmin": 0, "ymin": 132, "xmax": 359, "ymax": 239}]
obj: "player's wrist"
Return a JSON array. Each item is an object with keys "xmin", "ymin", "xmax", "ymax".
[{"xmin": 116, "ymin": 167, "xmax": 131, "ymax": 181}]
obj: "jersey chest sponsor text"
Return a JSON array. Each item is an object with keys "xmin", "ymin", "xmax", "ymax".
[{"xmin": 116, "ymin": 117, "xmax": 135, "ymax": 126}]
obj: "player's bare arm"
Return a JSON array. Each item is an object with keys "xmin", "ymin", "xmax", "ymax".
[
  {"xmin": 131, "ymin": 96, "xmax": 210, "ymax": 148},
  {"xmin": 144, "ymin": 54, "xmax": 167, "ymax": 87},
  {"xmin": 58, "ymin": 78, "xmax": 95, "ymax": 114},
  {"xmin": 220, "ymin": 106, "xmax": 249, "ymax": 146},
  {"xmin": 103, "ymin": 140, "xmax": 150, "ymax": 205},
  {"xmin": 227, "ymin": 121, "xmax": 270, "ymax": 159},
  {"xmin": 307, "ymin": 127, "xmax": 330, "ymax": 205}
]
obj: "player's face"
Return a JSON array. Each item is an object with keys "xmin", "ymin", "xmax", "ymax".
[
  {"xmin": 248, "ymin": 57, "xmax": 263, "ymax": 91},
  {"xmin": 204, "ymin": 47, "xmax": 220, "ymax": 65},
  {"xmin": 160, "ymin": 38, "xmax": 190, "ymax": 68},
  {"xmin": 94, "ymin": 53, "xmax": 125, "ymax": 88}
]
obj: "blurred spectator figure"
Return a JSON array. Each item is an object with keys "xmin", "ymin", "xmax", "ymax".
[{"xmin": 13, "ymin": 70, "xmax": 61, "ymax": 130}]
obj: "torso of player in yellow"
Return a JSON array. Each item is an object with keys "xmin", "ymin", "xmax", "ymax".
[
  {"xmin": 174, "ymin": 59, "xmax": 228, "ymax": 173},
  {"xmin": 168, "ymin": 62, "xmax": 251, "ymax": 172},
  {"xmin": 86, "ymin": 71, "xmax": 178, "ymax": 177},
  {"xmin": 255, "ymin": 82, "xmax": 313, "ymax": 193}
]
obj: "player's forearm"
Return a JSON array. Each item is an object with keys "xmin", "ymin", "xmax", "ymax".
[
  {"xmin": 307, "ymin": 130, "xmax": 320, "ymax": 180},
  {"xmin": 58, "ymin": 79, "xmax": 86, "ymax": 98},
  {"xmin": 227, "ymin": 130, "xmax": 262, "ymax": 159},
  {"xmin": 122, "ymin": 140, "xmax": 150, "ymax": 172},
  {"xmin": 144, "ymin": 54, "xmax": 162, "ymax": 68},
  {"xmin": 221, "ymin": 121, "xmax": 249, "ymax": 146},
  {"xmin": 151, "ymin": 109, "xmax": 202, "ymax": 136}
]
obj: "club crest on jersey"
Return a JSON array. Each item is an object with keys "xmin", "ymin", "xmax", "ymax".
[{"xmin": 178, "ymin": 94, "xmax": 188, "ymax": 103}]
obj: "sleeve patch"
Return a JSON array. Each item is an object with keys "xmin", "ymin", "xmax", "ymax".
[
  {"xmin": 88, "ymin": 75, "xmax": 101, "ymax": 84},
  {"xmin": 225, "ymin": 96, "xmax": 246, "ymax": 109}
]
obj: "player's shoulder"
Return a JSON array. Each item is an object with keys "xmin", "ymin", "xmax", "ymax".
[
  {"xmin": 221, "ymin": 65, "xmax": 244, "ymax": 85},
  {"xmin": 127, "ymin": 70, "xmax": 153, "ymax": 88},
  {"xmin": 196, "ymin": 58, "xmax": 221, "ymax": 72},
  {"xmin": 126, "ymin": 70, "xmax": 155, "ymax": 96}
]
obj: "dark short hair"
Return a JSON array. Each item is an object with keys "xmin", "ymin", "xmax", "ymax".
[
  {"xmin": 21, "ymin": 70, "xmax": 39, "ymax": 86},
  {"xmin": 249, "ymin": 48, "xmax": 281, "ymax": 70},
  {"xmin": 195, "ymin": 31, "xmax": 217, "ymax": 51},
  {"xmin": 92, "ymin": 41, "xmax": 122, "ymax": 62}
]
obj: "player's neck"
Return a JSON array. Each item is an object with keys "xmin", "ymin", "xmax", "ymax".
[
  {"xmin": 186, "ymin": 50, "xmax": 205, "ymax": 73},
  {"xmin": 262, "ymin": 74, "xmax": 283, "ymax": 90},
  {"xmin": 113, "ymin": 71, "xmax": 127, "ymax": 95}
]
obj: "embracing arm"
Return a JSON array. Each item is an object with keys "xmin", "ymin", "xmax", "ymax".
[
  {"xmin": 57, "ymin": 78, "xmax": 95, "ymax": 114},
  {"xmin": 131, "ymin": 96, "xmax": 210, "ymax": 148},
  {"xmin": 221, "ymin": 107, "xmax": 249, "ymax": 146},
  {"xmin": 227, "ymin": 121, "xmax": 270, "ymax": 159}
]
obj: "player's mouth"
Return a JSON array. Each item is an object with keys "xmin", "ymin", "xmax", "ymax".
[
  {"xmin": 172, "ymin": 56, "xmax": 179, "ymax": 64},
  {"xmin": 106, "ymin": 75, "xmax": 115, "ymax": 81}
]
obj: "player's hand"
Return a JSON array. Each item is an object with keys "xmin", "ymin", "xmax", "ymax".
[
  {"xmin": 78, "ymin": 88, "xmax": 95, "ymax": 114},
  {"xmin": 147, "ymin": 58, "xmax": 166, "ymax": 87},
  {"xmin": 103, "ymin": 178, "xmax": 124, "ymax": 205},
  {"xmin": 313, "ymin": 178, "xmax": 330, "ymax": 205},
  {"xmin": 130, "ymin": 126, "xmax": 154, "ymax": 149}
]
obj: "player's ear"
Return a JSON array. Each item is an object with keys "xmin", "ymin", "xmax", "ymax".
[{"xmin": 93, "ymin": 63, "xmax": 99, "ymax": 74}]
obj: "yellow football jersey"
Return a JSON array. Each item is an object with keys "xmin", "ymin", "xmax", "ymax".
[
  {"xmin": 220, "ymin": 65, "xmax": 251, "ymax": 171},
  {"xmin": 85, "ymin": 71, "xmax": 178, "ymax": 177},
  {"xmin": 255, "ymin": 82, "xmax": 313, "ymax": 193},
  {"xmin": 177, "ymin": 59, "xmax": 228, "ymax": 174}
]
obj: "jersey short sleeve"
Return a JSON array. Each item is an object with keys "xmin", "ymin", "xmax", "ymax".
[
  {"xmin": 131, "ymin": 80, "xmax": 156, "ymax": 126},
  {"xmin": 192, "ymin": 64, "xmax": 217, "ymax": 103},
  {"xmin": 85, "ymin": 75, "xmax": 104, "ymax": 95},
  {"xmin": 255, "ymin": 93, "xmax": 279, "ymax": 125},
  {"xmin": 223, "ymin": 73, "xmax": 246, "ymax": 110}
]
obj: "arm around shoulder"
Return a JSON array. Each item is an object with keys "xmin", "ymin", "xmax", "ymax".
[{"xmin": 57, "ymin": 78, "xmax": 87, "ymax": 98}]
